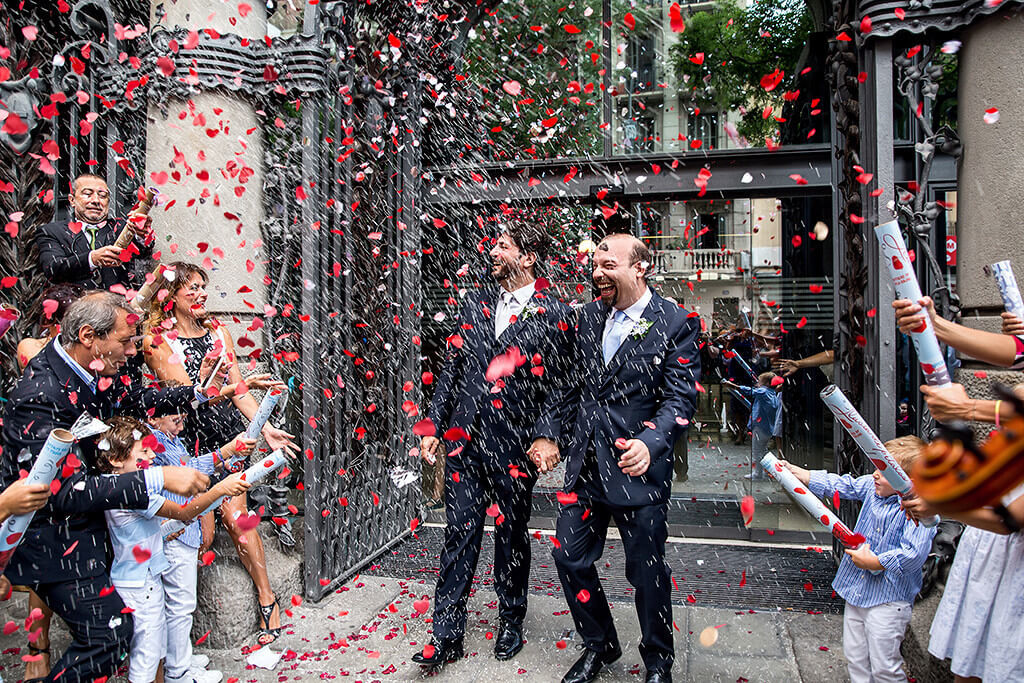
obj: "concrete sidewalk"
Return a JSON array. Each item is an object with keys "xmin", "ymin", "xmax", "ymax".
[{"xmin": 0, "ymin": 569, "xmax": 848, "ymax": 682}]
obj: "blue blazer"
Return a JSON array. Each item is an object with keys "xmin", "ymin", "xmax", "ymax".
[
  {"xmin": 428, "ymin": 284, "xmax": 576, "ymax": 470},
  {"xmin": 563, "ymin": 289, "xmax": 701, "ymax": 506}
]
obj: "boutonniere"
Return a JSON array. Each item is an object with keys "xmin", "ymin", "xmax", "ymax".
[
  {"xmin": 518, "ymin": 303, "xmax": 543, "ymax": 322},
  {"xmin": 629, "ymin": 318, "xmax": 654, "ymax": 339}
]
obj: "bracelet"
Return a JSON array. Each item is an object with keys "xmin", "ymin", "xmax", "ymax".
[{"xmin": 995, "ymin": 400, "xmax": 1003, "ymax": 428}]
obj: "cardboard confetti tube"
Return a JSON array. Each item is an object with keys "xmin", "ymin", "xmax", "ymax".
[
  {"xmin": 131, "ymin": 263, "xmax": 168, "ymax": 311},
  {"xmin": 246, "ymin": 390, "xmax": 282, "ymax": 440},
  {"xmin": 760, "ymin": 452, "xmax": 867, "ymax": 549},
  {"xmin": 992, "ymin": 260, "xmax": 1024, "ymax": 322},
  {"xmin": 0, "ymin": 429, "xmax": 75, "ymax": 569},
  {"xmin": 821, "ymin": 385, "xmax": 939, "ymax": 527},
  {"xmin": 114, "ymin": 188, "xmax": 156, "ymax": 249},
  {"xmin": 0, "ymin": 304, "xmax": 19, "ymax": 339},
  {"xmin": 875, "ymin": 220, "xmax": 952, "ymax": 388},
  {"xmin": 162, "ymin": 449, "xmax": 287, "ymax": 539}
]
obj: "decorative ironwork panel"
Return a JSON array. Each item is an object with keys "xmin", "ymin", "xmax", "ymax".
[{"xmin": 859, "ymin": 0, "xmax": 1024, "ymax": 39}]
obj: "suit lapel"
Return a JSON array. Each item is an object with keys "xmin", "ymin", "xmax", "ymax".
[
  {"xmin": 495, "ymin": 289, "xmax": 540, "ymax": 349},
  {"xmin": 602, "ymin": 292, "xmax": 665, "ymax": 383}
]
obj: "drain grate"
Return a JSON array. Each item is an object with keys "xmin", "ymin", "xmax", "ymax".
[{"xmin": 365, "ymin": 527, "xmax": 842, "ymax": 613}]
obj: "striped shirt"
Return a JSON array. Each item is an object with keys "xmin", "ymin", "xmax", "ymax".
[
  {"xmin": 808, "ymin": 471, "xmax": 936, "ymax": 608},
  {"xmin": 150, "ymin": 428, "xmax": 216, "ymax": 549}
]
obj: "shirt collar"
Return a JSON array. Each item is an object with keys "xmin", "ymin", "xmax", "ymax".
[
  {"xmin": 500, "ymin": 280, "xmax": 537, "ymax": 306},
  {"xmin": 53, "ymin": 336, "xmax": 98, "ymax": 392},
  {"xmin": 610, "ymin": 287, "xmax": 653, "ymax": 324}
]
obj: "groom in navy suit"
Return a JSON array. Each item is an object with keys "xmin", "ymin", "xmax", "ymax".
[
  {"xmin": 413, "ymin": 223, "xmax": 575, "ymax": 670},
  {"xmin": 553, "ymin": 233, "xmax": 700, "ymax": 683}
]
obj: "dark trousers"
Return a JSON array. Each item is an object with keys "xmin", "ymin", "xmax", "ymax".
[
  {"xmin": 432, "ymin": 454, "xmax": 535, "ymax": 641},
  {"xmin": 32, "ymin": 573, "xmax": 133, "ymax": 682},
  {"xmin": 552, "ymin": 491, "xmax": 673, "ymax": 673}
]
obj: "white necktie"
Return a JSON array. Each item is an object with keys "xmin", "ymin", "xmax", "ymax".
[{"xmin": 495, "ymin": 291, "xmax": 515, "ymax": 338}]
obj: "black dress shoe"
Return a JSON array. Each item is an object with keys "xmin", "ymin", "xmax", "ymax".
[
  {"xmin": 645, "ymin": 670, "xmax": 672, "ymax": 683},
  {"xmin": 494, "ymin": 622, "xmax": 525, "ymax": 660},
  {"xmin": 411, "ymin": 638, "xmax": 464, "ymax": 667},
  {"xmin": 561, "ymin": 644, "xmax": 622, "ymax": 683}
]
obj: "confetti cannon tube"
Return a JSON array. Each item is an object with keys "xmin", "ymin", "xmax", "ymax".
[
  {"xmin": 992, "ymin": 260, "xmax": 1024, "ymax": 322},
  {"xmin": 875, "ymin": 220, "xmax": 952, "ymax": 388},
  {"xmin": 131, "ymin": 263, "xmax": 168, "ymax": 311},
  {"xmin": 0, "ymin": 304, "xmax": 19, "ymax": 340},
  {"xmin": 760, "ymin": 452, "xmax": 867, "ymax": 549},
  {"xmin": 246, "ymin": 390, "xmax": 282, "ymax": 440},
  {"xmin": 0, "ymin": 429, "xmax": 75, "ymax": 570},
  {"xmin": 162, "ymin": 449, "xmax": 287, "ymax": 539},
  {"xmin": 114, "ymin": 188, "xmax": 156, "ymax": 249},
  {"xmin": 821, "ymin": 385, "xmax": 939, "ymax": 527}
]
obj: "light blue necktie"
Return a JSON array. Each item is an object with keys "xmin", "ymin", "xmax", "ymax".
[{"xmin": 603, "ymin": 309, "xmax": 630, "ymax": 366}]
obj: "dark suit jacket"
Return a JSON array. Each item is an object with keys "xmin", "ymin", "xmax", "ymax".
[
  {"xmin": 428, "ymin": 285, "xmax": 577, "ymax": 470},
  {"xmin": 563, "ymin": 290, "xmax": 701, "ymax": 506},
  {"xmin": 35, "ymin": 217, "xmax": 153, "ymax": 291},
  {"xmin": 0, "ymin": 341, "xmax": 198, "ymax": 584}
]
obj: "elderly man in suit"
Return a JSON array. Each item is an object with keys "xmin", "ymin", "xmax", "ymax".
[
  {"xmin": 553, "ymin": 233, "xmax": 701, "ymax": 683},
  {"xmin": 413, "ymin": 223, "xmax": 576, "ymax": 670},
  {"xmin": 35, "ymin": 174, "xmax": 153, "ymax": 291},
  {"xmin": 1, "ymin": 291, "xmax": 222, "ymax": 683}
]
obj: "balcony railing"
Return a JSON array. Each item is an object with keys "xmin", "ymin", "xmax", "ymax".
[{"xmin": 653, "ymin": 248, "xmax": 740, "ymax": 275}]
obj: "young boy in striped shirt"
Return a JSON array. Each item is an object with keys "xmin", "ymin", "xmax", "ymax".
[
  {"xmin": 782, "ymin": 436, "xmax": 936, "ymax": 683},
  {"xmin": 98, "ymin": 417, "xmax": 250, "ymax": 683}
]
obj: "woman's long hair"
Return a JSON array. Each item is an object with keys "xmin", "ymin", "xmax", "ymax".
[{"xmin": 144, "ymin": 261, "xmax": 217, "ymax": 336}]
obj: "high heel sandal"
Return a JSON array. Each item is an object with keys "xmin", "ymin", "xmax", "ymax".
[{"xmin": 256, "ymin": 598, "xmax": 281, "ymax": 646}]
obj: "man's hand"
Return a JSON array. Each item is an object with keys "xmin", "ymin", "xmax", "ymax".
[
  {"xmin": 920, "ymin": 383, "xmax": 971, "ymax": 423},
  {"xmin": 901, "ymin": 495, "xmax": 937, "ymax": 526},
  {"xmin": 528, "ymin": 437, "xmax": 560, "ymax": 473},
  {"xmin": 1002, "ymin": 312, "xmax": 1024, "ymax": 336},
  {"xmin": 420, "ymin": 436, "xmax": 442, "ymax": 465},
  {"xmin": 90, "ymin": 245, "xmax": 123, "ymax": 268},
  {"xmin": 126, "ymin": 212, "xmax": 153, "ymax": 240},
  {"xmin": 778, "ymin": 460, "xmax": 810, "ymax": 485},
  {"xmin": 893, "ymin": 296, "xmax": 936, "ymax": 335},
  {"xmin": 616, "ymin": 438, "xmax": 651, "ymax": 477},
  {"xmin": 774, "ymin": 359, "xmax": 800, "ymax": 377},
  {"xmin": 844, "ymin": 542, "xmax": 883, "ymax": 571},
  {"xmin": 162, "ymin": 466, "xmax": 210, "ymax": 497},
  {"xmin": 261, "ymin": 424, "xmax": 299, "ymax": 456},
  {"xmin": 0, "ymin": 479, "xmax": 51, "ymax": 518}
]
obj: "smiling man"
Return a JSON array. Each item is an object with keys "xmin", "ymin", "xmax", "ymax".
[
  {"xmin": 35, "ymin": 174, "xmax": 154, "ymax": 292},
  {"xmin": 553, "ymin": 233, "xmax": 701, "ymax": 683},
  {"xmin": 413, "ymin": 223, "xmax": 576, "ymax": 671},
  {"xmin": 1, "ymin": 291, "xmax": 224, "ymax": 683}
]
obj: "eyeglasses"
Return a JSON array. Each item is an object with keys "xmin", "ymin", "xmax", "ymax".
[{"xmin": 78, "ymin": 189, "xmax": 110, "ymax": 200}]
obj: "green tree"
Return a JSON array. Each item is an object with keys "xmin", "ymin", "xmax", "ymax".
[{"xmin": 669, "ymin": 0, "xmax": 813, "ymax": 145}]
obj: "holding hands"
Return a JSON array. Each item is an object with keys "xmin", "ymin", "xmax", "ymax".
[{"xmin": 528, "ymin": 437, "xmax": 560, "ymax": 473}]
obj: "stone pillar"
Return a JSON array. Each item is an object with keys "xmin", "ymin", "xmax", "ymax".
[
  {"xmin": 956, "ymin": 10, "xmax": 1024, "ymax": 336},
  {"xmin": 145, "ymin": 3, "xmax": 267, "ymax": 344}
]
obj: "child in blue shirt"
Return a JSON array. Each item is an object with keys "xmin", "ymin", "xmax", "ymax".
[
  {"xmin": 98, "ymin": 416, "xmax": 249, "ymax": 683},
  {"xmin": 724, "ymin": 371, "xmax": 781, "ymax": 479},
  {"xmin": 147, "ymin": 410, "xmax": 254, "ymax": 683},
  {"xmin": 783, "ymin": 436, "xmax": 936, "ymax": 683}
]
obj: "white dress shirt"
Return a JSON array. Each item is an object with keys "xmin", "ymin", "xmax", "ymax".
[
  {"xmin": 602, "ymin": 287, "xmax": 653, "ymax": 347},
  {"xmin": 495, "ymin": 280, "xmax": 537, "ymax": 338}
]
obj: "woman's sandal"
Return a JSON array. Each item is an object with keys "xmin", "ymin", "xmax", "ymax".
[
  {"xmin": 25, "ymin": 645, "xmax": 51, "ymax": 681},
  {"xmin": 256, "ymin": 599, "xmax": 281, "ymax": 646}
]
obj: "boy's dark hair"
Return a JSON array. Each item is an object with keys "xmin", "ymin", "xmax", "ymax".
[
  {"xmin": 40, "ymin": 283, "xmax": 85, "ymax": 325},
  {"xmin": 503, "ymin": 222, "xmax": 551, "ymax": 263},
  {"xmin": 96, "ymin": 416, "xmax": 147, "ymax": 473}
]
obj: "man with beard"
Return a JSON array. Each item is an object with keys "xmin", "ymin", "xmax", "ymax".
[
  {"xmin": 553, "ymin": 233, "xmax": 700, "ymax": 683},
  {"xmin": 36, "ymin": 174, "xmax": 154, "ymax": 291},
  {"xmin": 413, "ymin": 223, "xmax": 575, "ymax": 671}
]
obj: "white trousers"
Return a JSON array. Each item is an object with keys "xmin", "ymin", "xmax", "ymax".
[
  {"xmin": 163, "ymin": 538, "xmax": 199, "ymax": 678},
  {"xmin": 843, "ymin": 601, "xmax": 914, "ymax": 683},
  {"xmin": 117, "ymin": 574, "xmax": 167, "ymax": 683}
]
